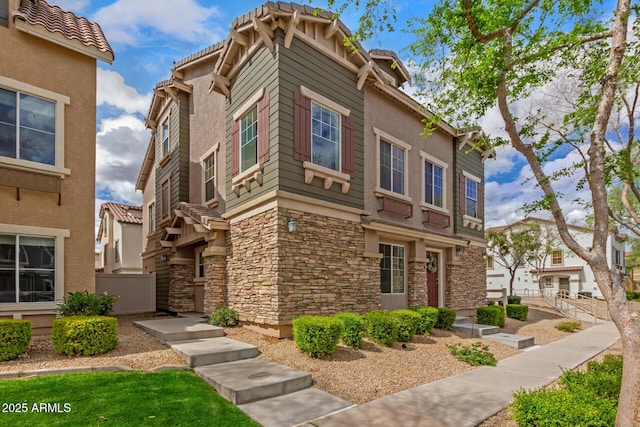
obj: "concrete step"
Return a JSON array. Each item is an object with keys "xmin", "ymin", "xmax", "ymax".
[
  {"xmin": 452, "ymin": 323, "xmax": 500, "ymax": 337},
  {"xmin": 483, "ymin": 333, "xmax": 535, "ymax": 349},
  {"xmin": 195, "ymin": 358, "xmax": 313, "ymax": 405},
  {"xmin": 134, "ymin": 318, "xmax": 224, "ymax": 344},
  {"xmin": 454, "ymin": 316, "xmax": 472, "ymax": 325},
  {"xmin": 170, "ymin": 337, "xmax": 259, "ymax": 367},
  {"xmin": 238, "ymin": 387, "xmax": 354, "ymax": 427}
]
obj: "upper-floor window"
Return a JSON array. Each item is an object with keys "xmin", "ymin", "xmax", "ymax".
[
  {"xmin": 379, "ymin": 243, "xmax": 405, "ymax": 294},
  {"xmin": 203, "ymin": 153, "xmax": 215, "ymax": 202},
  {"xmin": 614, "ymin": 249, "xmax": 622, "ymax": 267},
  {"xmin": 0, "ymin": 87, "xmax": 55, "ymax": 165},
  {"xmin": 160, "ymin": 178, "xmax": 170, "ymax": 220},
  {"xmin": 312, "ymin": 102, "xmax": 341, "ymax": 171},
  {"xmin": 148, "ymin": 202, "xmax": 155, "ymax": 234},
  {"xmin": 552, "ymin": 250, "xmax": 563, "ymax": 265},
  {"xmin": 425, "ymin": 161, "xmax": 443, "ymax": 207},
  {"xmin": 240, "ymin": 106, "xmax": 258, "ymax": 173},
  {"xmin": 114, "ymin": 239, "xmax": 120, "ymax": 263},
  {"xmin": 460, "ymin": 172, "xmax": 482, "ymax": 220},
  {"xmin": 466, "ymin": 178, "xmax": 478, "ymax": 217},
  {"xmin": 161, "ymin": 117, "xmax": 170, "ymax": 157},
  {"xmin": 379, "ymin": 140, "xmax": 404, "ymax": 195},
  {"xmin": 0, "ymin": 234, "xmax": 55, "ymax": 303}
]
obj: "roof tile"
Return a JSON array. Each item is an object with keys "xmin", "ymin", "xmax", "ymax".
[{"xmin": 101, "ymin": 202, "xmax": 143, "ymax": 225}]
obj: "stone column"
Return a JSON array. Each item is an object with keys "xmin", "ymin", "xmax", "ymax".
[
  {"xmin": 445, "ymin": 246, "xmax": 486, "ymax": 309},
  {"xmin": 203, "ymin": 254, "xmax": 227, "ymax": 315},
  {"xmin": 408, "ymin": 260, "xmax": 427, "ymax": 306},
  {"xmin": 168, "ymin": 262, "xmax": 195, "ymax": 312}
]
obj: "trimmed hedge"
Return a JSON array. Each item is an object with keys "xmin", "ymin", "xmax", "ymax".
[
  {"xmin": 506, "ymin": 304, "xmax": 529, "ymax": 321},
  {"xmin": 390, "ymin": 309, "xmax": 421, "ymax": 342},
  {"xmin": 51, "ymin": 316, "xmax": 118, "ymax": 356},
  {"xmin": 507, "ymin": 295, "xmax": 521, "ymax": 305},
  {"xmin": 334, "ymin": 312, "xmax": 364, "ymax": 349},
  {"xmin": 209, "ymin": 308, "xmax": 238, "ymax": 327},
  {"xmin": 364, "ymin": 310, "xmax": 398, "ymax": 346},
  {"xmin": 626, "ymin": 291, "xmax": 640, "ymax": 300},
  {"xmin": 409, "ymin": 306, "xmax": 439, "ymax": 335},
  {"xmin": 434, "ymin": 307, "xmax": 457, "ymax": 330},
  {"xmin": 57, "ymin": 291, "xmax": 118, "ymax": 317},
  {"xmin": 477, "ymin": 305, "xmax": 506, "ymax": 327},
  {"xmin": 0, "ymin": 319, "xmax": 32, "ymax": 361},
  {"xmin": 292, "ymin": 315, "xmax": 342, "ymax": 358}
]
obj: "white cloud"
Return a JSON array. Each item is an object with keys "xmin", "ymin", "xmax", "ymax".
[
  {"xmin": 92, "ymin": 0, "xmax": 225, "ymax": 46},
  {"xmin": 97, "ymin": 68, "xmax": 152, "ymax": 115}
]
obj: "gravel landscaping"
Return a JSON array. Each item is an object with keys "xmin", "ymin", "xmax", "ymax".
[{"xmin": 0, "ymin": 298, "xmax": 616, "ymax": 416}]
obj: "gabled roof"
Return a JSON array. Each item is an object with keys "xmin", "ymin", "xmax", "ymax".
[
  {"xmin": 12, "ymin": 0, "xmax": 113, "ymax": 63},
  {"xmin": 486, "ymin": 217, "xmax": 593, "ymax": 234},
  {"xmin": 97, "ymin": 202, "xmax": 143, "ymax": 240}
]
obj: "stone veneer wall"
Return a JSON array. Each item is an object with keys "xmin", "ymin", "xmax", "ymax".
[
  {"xmin": 204, "ymin": 254, "xmax": 227, "ymax": 314},
  {"xmin": 407, "ymin": 261, "xmax": 427, "ymax": 307},
  {"xmin": 445, "ymin": 245, "xmax": 487, "ymax": 309},
  {"xmin": 168, "ymin": 263, "xmax": 196, "ymax": 312},
  {"xmin": 226, "ymin": 206, "xmax": 380, "ymax": 330}
]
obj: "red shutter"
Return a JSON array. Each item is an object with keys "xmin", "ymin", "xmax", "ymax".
[
  {"xmin": 294, "ymin": 92, "xmax": 311, "ymax": 162},
  {"xmin": 459, "ymin": 173, "xmax": 466, "ymax": 215},
  {"xmin": 341, "ymin": 116, "xmax": 354, "ymax": 176},
  {"xmin": 231, "ymin": 120, "xmax": 239, "ymax": 177},
  {"xmin": 258, "ymin": 94, "xmax": 270, "ymax": 163},
  {"xmin": 477, "ymin": 183, "xmax": 483, "ymax": 220}
]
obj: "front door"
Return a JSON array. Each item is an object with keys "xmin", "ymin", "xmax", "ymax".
[
  {"xmin": 427, "ymin": 251, "xmax": 439, "ymax": 307},
  {"xmin": 559, "ymin": 277, "xmax": 570, "ymax": 296}
]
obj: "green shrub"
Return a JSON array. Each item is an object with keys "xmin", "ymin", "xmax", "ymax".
[
  {"xmin": 447, "ymin": 342, "xmax": 497, "ymax": 366},
  {"xmin": 57, "ymin": 291, "xmax": 118, "ymax": 317},
  {"xmin": 292, "ymin": 315, "xmax": 342, "ymax": 358},
  {"xmin": 555, "ymin": 320, "xmax": 582, "ymax": 332},
  {"xmin": 390, "ymin": 309, "xmax": 421, "ymax": 342},
  {"xmin": 408, "ymin": 306, "xmax": 439, "ymax": 335},
  {"xmin": 506, "ymin": 304, "xmax": 529, "ymax": 321},
  {"xmin": 364, "ymin": 310, "xmax": 398, "ymax": 346},
  {"xmin": 334, "ymin": 312, "xmax": 364, "ymax": 349},
  {"xmin": 0, "ymin": 320, "xmax": 32, "ymax": 361},
  {"xmin": 51, "ymin": 316, "xmax": 118, "ymax": 356},
  {"xmin": 512, "ymin": 355, "xmax": 622, "ymax": 427},
  {"xmin": 209, "ymin": 308, "xmax": 238, "ymax": 327},
  {"xmin": 434, "ymin": 307, "xmax": 457, "ymax": 330},
  {"xmin": 507, "ymin": 295, "xmax": 521, "ymax": 305},
  {"xmin": 626, "ymin": 291, "xmax": 640, "ymax": 300},
  {"xmin": 476, "ymin": 305, "xmax": 506, "ymax": 327}
]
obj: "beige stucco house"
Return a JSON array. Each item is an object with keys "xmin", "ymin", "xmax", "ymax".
[
  {"xmin": 0, "ymin": 0, "xmax": 113, "ymax": 331},
  {"xmin": 97, "ymin": 202, "xmax": 143, "ymax": 274},
  {"xmin": 136, "ymin": 2, "xmax": 493, "ymax": 337}
]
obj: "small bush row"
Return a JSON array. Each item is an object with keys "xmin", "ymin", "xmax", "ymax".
[
  {"xmin": 292, "ymin": 306, "xmax": 454, "ymax": 358},
  {"xmin": 209, "ymin": 308, "xmax": 238, "ymax": 327},
  {"xmin": 0, "ymin": 319, "xmax": 32, "ymax": 361},
  {"xmin": 512, "ymin": 354, "xmax": 622, "ymax": 426},
  {"xmin": 506, "ymin": 304, "xmax": 529, "ymax": 321},
  {"xmin": 476, "ymin": 305, "xmax": 506, "ymax": 327},
  {"xmin": 447, "ymin": 342, "xmax": 497, "ymax": 366},
  {"xmin": 507, "ymin": 295, "xmax": 521, "ymax": 305},
  {"xmin": 52, "ymin": 316, "xmax": 118, "ymax": 356},
  {"xmin": 555, "ymin": 320, "xmax": 582, "ymax": 332}
]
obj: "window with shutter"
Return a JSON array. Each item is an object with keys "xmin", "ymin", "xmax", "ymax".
[{"xmin": 460, "ymin": 171, "xmax": 483, "ymax": 230}]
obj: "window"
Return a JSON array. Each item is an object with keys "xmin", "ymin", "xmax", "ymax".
[
  {"xmin": 460, "ymin": 172, "xmax": 482, "ymax": 229},
  {"xmin": 425, "ymin": 161, "xmax": 444, "ymax": 208},
  {"xmin": 148, "ymin": 202, "xmax": 155, "ymax": 234},
  {"xmin": 379, "ymin": 243, "xmax": 405, "ymax": 294},
  {"xmin": 487, "ymin": 255, "xmax": 494, "ymax": 269},
  {"xmin": 0, "ymin": 235, "xmax": 55, "ymax": 303},
  {"xmin": 544, "ymin": 277, "xmax": 553, "ymax": 288},
  {"xmin": 552, "ymin": 250, "xmax": 563, "ymax": 265},
  {"xmin": 203, "ymin": 153, "xmax": 216, "ymax": 202},
  {"xmin": 161, "ymin": 179, "xmax": 170, "ymax": 220},
  {"xmin": 114, "ymin": 239, "xmax": 120, "ymax": 263},
  {"xmin": 614, "ymin": 249, "xmax": 622, "ymax": 268},
  {"xmin": 161, "ymin": 117, "xmax": 169, "ymax": 157},
  {"xmin": 379, "ymin": 140, "xmax": 405, "ymax": 195},
  {"xmin": 466, "ymin": 179, "xmax": 478, "ymax": 217},
  {"xmin": 195, "ymin": 247, "xmax": 205, "ymax": 279},
  {"xmin": 311, "ymin": 102, "xmax": 341, "ymax": 171},
  {"xmin": 240, "ymin": 106, "xmax": 258, "ymax": 172},
  {"xmin": 0, "ymin": 87, "xmax": 55, "ymax": 166}
]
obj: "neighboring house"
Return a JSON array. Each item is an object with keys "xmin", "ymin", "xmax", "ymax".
[
  {"xmin": 136, "ymin": 2, "xmax": 493, "ymax": 337},
  {"xmin": 486, "ymin": 217, "xmax": 626, "ymax": 298},
  {"xmin": 97, "ymin": 202, "xmax": 143, "ymax": 274},
  {"xmin": 0, "ymin": 0, "xmax": 113, "ymax": 330}
]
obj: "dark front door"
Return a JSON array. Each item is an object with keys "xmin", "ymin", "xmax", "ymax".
[{"xmin": 427, "ymin": 251, "xmax": 439, "ymax": 307}]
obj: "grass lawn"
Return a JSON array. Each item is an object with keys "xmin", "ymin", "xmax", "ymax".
[{"xmin": 0, "ymin": 370, "xmax": 260, "ymax": 426}]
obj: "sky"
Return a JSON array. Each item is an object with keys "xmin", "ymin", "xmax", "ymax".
[{"xmin": 46, "ymin": 0, "xmax": 616, "ymax": 241}]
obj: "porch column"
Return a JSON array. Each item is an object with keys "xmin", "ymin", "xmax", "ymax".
[
  {"xmin": 408, "ymin": 259, "xmax": 428, "ymax": 306},
  {"xmin": 203, "ymin": 251, "xmax": 227, "ymax": 315},
  {"xmin": 168, "ymin": 260, "xmax": 195, "ymax": 312}
]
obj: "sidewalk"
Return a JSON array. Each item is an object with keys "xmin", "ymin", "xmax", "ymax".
[{"xmin": 304, "ymin": 321, "xmax": 620, "ymax": 427}]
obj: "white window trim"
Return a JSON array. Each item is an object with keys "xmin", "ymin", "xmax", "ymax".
[
  {"xmin": 373, "ymin": 127, "xmax": 412, "ymax": 201},
  {"xmin": 303, "ymin": 161, "xmax": 350, "ymax": 193},
  {"xmin": 380, "ymin": 242, "xmax": 406, "ymax": 295},
  {"xmin": 159, "ymin": 113, "xmax": 171, "ymax": 164},
  {"xmin": 200, "ymin": 143, "xmax": 220, "ymax": 206},
  {"xmin": 232, "ymin": 87, "xmax": 265, "ymax": 122},
  {"xmin": 146, "ymin": 199, "xmax": 156, "ymax": 237},
  {"xmin": 0, "ymin": 75, "xmax": 71, "ymax": 177},
  {"xmin": 310, "ymin": 101, "xmax": 342, "ymax": 172},
  {"xmin": 231, "ymin": 162, "xmax": 264, "ymax": 196},
  {"xmin": 0, "ymin": 223, "xmax": 69, "ymax": 312},
  {"xmin": 300, "ymin": 86, "xmax": 350, "ymax": 117},
  {"xmin": 462, "ymin": 171, "xmax": 482, "ymax": 229},
  {"xmin": 420, "ymin": 150, "xmax": 448, "ymax": 213}
]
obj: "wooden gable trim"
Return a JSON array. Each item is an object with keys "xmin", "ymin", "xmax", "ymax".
[{"xmin": 252, "ymin": 17, "xmax": 274, "ymax": 53}]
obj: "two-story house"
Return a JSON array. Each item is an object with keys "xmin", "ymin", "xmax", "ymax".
[
  {"xmin": 0, "ymin": 0, "xmax": 113, "ymax": 331},
  {"xmin": 136, "ymin": 2, "xmax": 493, "ymax": 337},
  {"xmin": 97, "ymin": 202, "xmax": 143, "ymax": 274},
  {"xmin": 486, "ymin": 217, "xmax": 626, "ymax": 298}
]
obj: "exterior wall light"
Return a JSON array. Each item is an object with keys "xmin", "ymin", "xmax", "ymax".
[{"xmin": 288, "ymin": 219, "xmax": 297, "ymax": 233}]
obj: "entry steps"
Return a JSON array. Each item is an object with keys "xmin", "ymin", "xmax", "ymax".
[
  {"xmin": 452, "ymin": 317, "xmax": 535, "ymax": 349},
  {"xmin": 134, "ymin": 317, "xmax": 352, "ymax": 427}
]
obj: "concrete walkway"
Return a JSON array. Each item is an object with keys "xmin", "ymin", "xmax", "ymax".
[{"xmin": 305, "ymin": 321, "xmax": 620, "ymax": 427}]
